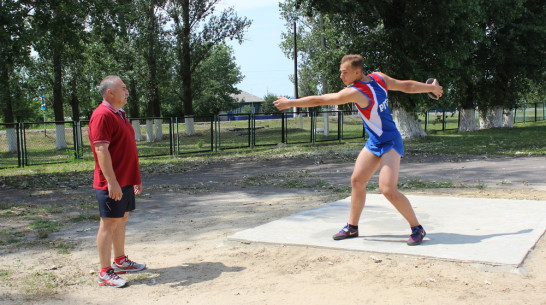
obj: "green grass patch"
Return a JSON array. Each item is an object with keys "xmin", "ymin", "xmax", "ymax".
[
  {"xmin": 28, "ymin": 220, "xmax": 61, "ymax": 233},
  {"xmin": 399, "ymin": 179, "xmax": 454, "ymax": 189},
  {"xmin": 21, "ymin": 270, "xmax": 61, "ymax": 296},
  {"xmin": 0, "ymin": 121, "xmax": 543, "ymax": 192},
  {"xmin": 69, "ymin": 214, "xmax": 99, "ymax": 222},
  {"xmin": 406, "ymin": 121, "xmax": 546, "ymax": 156}
]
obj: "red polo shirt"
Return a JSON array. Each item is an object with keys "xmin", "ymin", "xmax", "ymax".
[{"xmin": 88, "ymin": 101, "xmax": 141, "ymax": 190}]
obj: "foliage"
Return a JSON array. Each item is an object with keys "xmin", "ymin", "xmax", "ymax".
[
  {"xmin": 191, "ymin": 45, "xmax": 243, "ymax": 116},
  {"xmin": 285, "ymin": 0, "xmax": 546, "ymax": 118},
  {"xmin": 167, "ymin": 0, "xmax": 251, "ymax": 116},
  {"xmin": 261, "ymin": 93, "xmax": 282, "ymax": 114}
]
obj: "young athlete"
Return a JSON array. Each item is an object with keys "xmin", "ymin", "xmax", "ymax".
[{"xmin": 274, "ymin": 54, "xmax": 443, "ymax": 245}]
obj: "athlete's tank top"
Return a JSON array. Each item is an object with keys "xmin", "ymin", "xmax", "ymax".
[{"xmin": 351, "ymin": 73, "xmax": 401, "ymax": 143}]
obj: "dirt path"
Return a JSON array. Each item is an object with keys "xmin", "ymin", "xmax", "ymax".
[{"xmin": 1, "ymin": 155, "xmax": 545, "ymax": 304}]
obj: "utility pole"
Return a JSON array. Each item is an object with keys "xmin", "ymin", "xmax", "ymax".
[{"xmin": 293, "ymin": 18, "xmax": 303, "ymax": 129}]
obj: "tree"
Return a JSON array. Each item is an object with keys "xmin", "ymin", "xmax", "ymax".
[
  {"xmin": 261, "ymin": 93, "xmax": 282, "ymax": 114},
  {"xmin": 287, "ymin": 0, "xmax": 483, "ymax": 138},
  {"xmin": 1, "ymin": 1, "xmax": 33, "ymax": 153},
  {"xmin": 168, "ymin": 0, "xmax": 251, "ymax": 134},
  {"xmin": 31, "ymin": 0, "xmax": 89, "ymax": 149},
  {"xmin": 472, "ymin": 0, "xmax": 546, "ymax": 128},
  {"xmin": 191, "ymin": 45, "xmax": 242, "ymax": 116}
]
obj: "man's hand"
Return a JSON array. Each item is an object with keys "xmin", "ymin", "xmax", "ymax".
[
  {"xmin": 134, "ymin": 184, "xmax": 142, "ymax": 195},
  {"xmin": 108, "ymin": 180, "xmax": 123, "ymax": 201},
  {"xmin": 273, "ymin": 97, "xmax": 291, "ymax": 111}
]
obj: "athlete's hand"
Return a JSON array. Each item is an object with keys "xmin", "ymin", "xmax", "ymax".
[
  {"xmin": 431, "ymin": 79, "xmax": 443, "ymax": 100},
  {"xmin": 273, "ymin": 97, "xmax": 290, "ymax": 111}
]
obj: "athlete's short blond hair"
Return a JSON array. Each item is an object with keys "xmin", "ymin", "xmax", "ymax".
[{"xmin": 341, "ymin": 54, "xmax": 363, "ymax": 71}]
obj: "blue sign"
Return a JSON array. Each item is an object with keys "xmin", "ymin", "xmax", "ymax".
[{"xmin": 41, "ymin": 104, "xmax": 46, "ymax": 111}]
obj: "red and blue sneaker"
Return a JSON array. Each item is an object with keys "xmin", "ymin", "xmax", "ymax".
[
  {"xmin": 407, "ymin": 225, "xmax": 426, "ymax": 245},
  {"xmin": 332, "ymin": 224, "xmax": 359, "ymax": 240}
]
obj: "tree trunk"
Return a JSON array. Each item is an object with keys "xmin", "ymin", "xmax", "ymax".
[
  {"xmin": 55, "ymin": 124, "xmax": 67, "ymax": 150},
  {"xmin": 503, "ymin": 109, "xmax": 514, "ymax": 128},
  {"xmin": 1, "ymin": 58, "xmax": 17, "ymax": 153},
  {"xmin": 458, "ymin": 108, "xmax": 478, "ymax": 132},
  {"xmin": 154, "ymin": 118, "xmax": 163, "ymax": 141},
  {"xmin": 0, "ymin": 60, "xmax": 14, "ymax": 124},
  {"xmin": 146, "ymin": 1, "xmax": 161, "ymax": 118},
  {"xmin": 127, "ymin": 77, "xmax": 139, "ymax": 118},
  {"xmin": 181, "ymin": 0, "xmax": 195, "ymax": 135},
  {"xmin": 52, "ymin": 47, "xmax": 67, "ymax": 149},
  {"xmin": 132, "ymin": 119, "xmax": 142, "ymax": 141},
  {"xmin": 392, "ymin": 108, "xmax": 426, "ymax": 139},
  {"xmin": 69, "ymin": 78, "xmax": 80, "ymax": 121},
  {"xmin": 185, "ymin": 116, "xmax": 195, "ymax": 136},
  {"xmin": 479, "ymin": 107, "xmax": 504, "ymax": 129},
  {"xmin": 323, "ymin": 112, "xmax": 329, "ymax": 136},
  {"xmin": 6, "ymin": 127, "xmax": 18, "ymax": 154},
  {"xmin": 146, "ymin": 119, "xmax": 154, "ymax": 142}
]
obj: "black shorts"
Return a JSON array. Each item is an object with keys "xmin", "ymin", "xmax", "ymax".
[{"xmin": 95, "ymin": 185, "xmax": 136, "ymax": 218}]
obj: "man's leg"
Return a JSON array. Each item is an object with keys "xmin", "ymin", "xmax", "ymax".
[
  {"xmin": 377, "ymin": 149, "xmax": 419, "ymax": 227},
  {"xmin": 111, "ymin": 211, "xmax": 146, "ymax": 272},
  {"xmin": 97, "ymin": 217, "xmax": 123, "ymax": 269},
  {"xmin": 112, "ymin": 212, "xmax": 129, "ymax": 258},
  {"xmin": 348, "ymin": 148, "xmax": 381, "ymax": 225}
]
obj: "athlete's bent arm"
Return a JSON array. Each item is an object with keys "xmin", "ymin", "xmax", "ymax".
[{"xmin": 377, "ymin": 72, "xmax": 443, "ymax": 99}]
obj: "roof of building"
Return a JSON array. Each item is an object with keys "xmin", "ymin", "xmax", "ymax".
[{"xmin": 232, "ymin": 91, "xmax": 264, "ymax": 103}]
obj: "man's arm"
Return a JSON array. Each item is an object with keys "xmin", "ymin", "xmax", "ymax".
[
  {"xmin": 94, "ymin": 143, "xmax": 123, "ymax": 201},
  {"xmin": 376, "ymin": 72, "xmax": 443, "ymax": 99},
  {"xmin": 274, "ymin": 87, "xmax": 367, "ymax": 111}
]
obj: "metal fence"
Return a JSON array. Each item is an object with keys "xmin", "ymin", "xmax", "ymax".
[
  {"xmin": 2, "ymin": 104, "xmax": 543, "ymax": 169},
  {"xmin": 422, "ymin": 102, "xmax": 545, "ymax": 132},
  {"xmin": 0, "ymin": 111, "xmax": 366, "ymax": 168}
]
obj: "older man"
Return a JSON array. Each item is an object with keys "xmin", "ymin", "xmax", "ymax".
[{"xmin": 89, "ymin": 75, "xmax": 145, "ymax": 288}]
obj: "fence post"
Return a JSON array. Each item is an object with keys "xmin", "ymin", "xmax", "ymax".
[
  {"xmin": 72, "ymin": 121, "xmax": 78, "ymax": 159},
  {"xmin": 176, "ymin": 117, "xmax": 180, "ymax": 155},
  {"xmin": 442, "ymin": 110, "xmax": 446, "ymax": 131},
  {"xmin": 310, "ymin": 112, "xmax": 315, "ymax": 144},
  {"xmin": 425, "ymin": 111, "xmax": 429, "ymax": 132},
  {"xmin": 21, "ymin": 123, "xmax": 27, "ymax": 167},
  {"xmin": 457, "ymin": 109, "xmax": 461, "ymax": 130},
  {"xmin": 513, "ymin": 108, "xmax": 517, "ymax": 124},
  {"xmin": 16, "ymin": 123, "xmax": 21, "ymax": 167},
  {"xmin": 250, "ymin": 113, "xmax": 255, "ymax": 149},
  {"xmin": 214, "ymin": 115, "xmax": 219, "ymax": 152},
  {"xmin": 281, "ymin": 112, "xmax": 285, "ymax": 144},
  {"xmin": 337, "ymin": 111, "xmax": 341, "ymax": 143},
  {"xmin": 535, "ymin": 103, "xmax": 538, "ymax": 122}
]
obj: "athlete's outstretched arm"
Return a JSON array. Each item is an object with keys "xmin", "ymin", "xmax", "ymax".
[
  {"xmin": 376, "ymin": 72, "xmax": 443, "ymax": 99},
  {"xmin": 274, "ymin": 87, "xmax": 366, "ymax": 111}
]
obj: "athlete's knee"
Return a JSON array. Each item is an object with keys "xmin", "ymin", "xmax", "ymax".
[
  {"xmin": 351, "ymin": 174, "xmax": 368, "ymax": 190},
  {"xmin": 379, "ymin": 183, "xmax": 399, "ymax": 200}
]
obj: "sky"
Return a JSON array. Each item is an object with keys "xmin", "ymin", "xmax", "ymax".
[{"xmin": 217, "ymin": 0, "xmax": 294, "ymax": 98}]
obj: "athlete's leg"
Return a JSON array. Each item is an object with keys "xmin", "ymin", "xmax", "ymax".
[
  {"xmin": 377, "ymin": 149, "xmax": 419, "ymax": 227},
  {"xmin": 348, "ymin": 148, "xmax": 381, "ymax": 225}
]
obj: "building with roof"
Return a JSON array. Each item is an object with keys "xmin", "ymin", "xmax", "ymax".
[{"xmin": 230, "ymin": 91, "xmax": 265, "ymax": 114}]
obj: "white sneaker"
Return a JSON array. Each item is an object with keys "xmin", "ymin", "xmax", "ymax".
[
  {"xmin": 98, "ymin": 269, "xmax": 127, "ymax": 288},
  {"xmin": 112, "ymin": 256, "xmax": 146, "ymax": 273}
]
